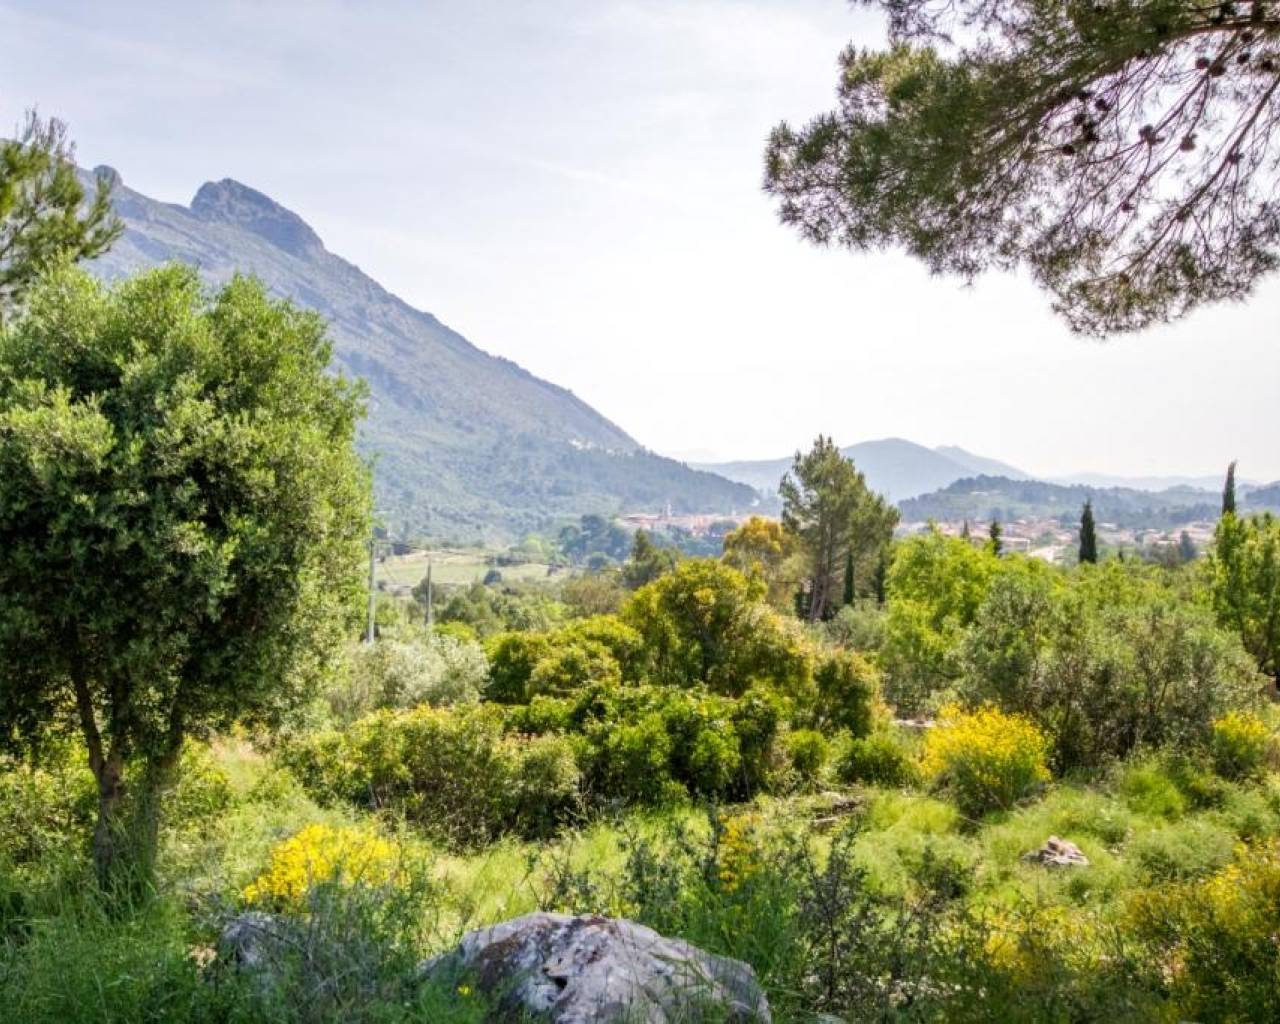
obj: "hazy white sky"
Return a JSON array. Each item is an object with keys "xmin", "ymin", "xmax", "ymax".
[{"xmin": 3, "ymin": 0, "xmax": 1278, "ymax": 480}]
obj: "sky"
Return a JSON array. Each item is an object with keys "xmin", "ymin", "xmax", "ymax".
[{"xmin": 2, "ymin": 0, "xmax": 1278, "ymax": 482}]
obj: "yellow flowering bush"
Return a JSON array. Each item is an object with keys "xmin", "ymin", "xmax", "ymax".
[
  {"xmin": 242, "ymin": 824, "xmax": 402, "ymax": 910},
  {"xmin": 716, "ymin": 813, "xmax": 764, "ymax": 893},
  {"xmin": 982, "ymin": 904, "xmax": 1103, "ymax": 981},
  {"xmin": 1209, "ymin": 710, "xmax": 1274, "ymax": 780},
  {"xmin": 1128, "ymin": 842, "xmax": 1280, "ymax": 1021},
  {"xmin": 921, "ymin": 705, "xmax": 1050, "ymax": 815}
]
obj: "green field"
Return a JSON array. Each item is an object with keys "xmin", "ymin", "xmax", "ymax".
[{"xmin": 377, "ymin": 549, "xmax": 554, "ymax": 589}]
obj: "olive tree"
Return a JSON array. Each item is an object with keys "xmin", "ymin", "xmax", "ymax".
[{"xmin": 0, "ymin": 265, "xmax": 370, "ymax": 887}]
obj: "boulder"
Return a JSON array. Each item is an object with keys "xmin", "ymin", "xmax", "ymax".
[
  {"xmin": 420, "ymin": 911, "xmax": 771, "ymax": 1023},
  {"xmin": 1022, "ymin": 836, "xmax": 1089, "ymax": 868},
  {"xmin": 220, "ymin": 911, "xmax": 290, "ymax": 970}
]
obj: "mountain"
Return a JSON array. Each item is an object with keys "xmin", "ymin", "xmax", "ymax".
[
  {"xmin": 899, "ymin": 475, "xmax": 1224, "ymax": 529},
  {"xmin": 696, "ymin": 438, "xmax": 1029, "ymax": 503},
  {"xmin": 82, "ymin": 169, "xmax": 755, "ymax": 540},
  {"xmin": 1052, "ymin": 471, "xmax": 1255, "ymax": 492},
  {"xmin": 935, "ymin": 446, "xmax": 1030, "ymax": 481}
]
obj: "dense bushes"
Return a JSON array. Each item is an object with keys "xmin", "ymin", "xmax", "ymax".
[
  {"xmin": 1129, "ymin": 841, "xmax": 1280, "ymax": 1022},
  {"xmin": 838, "ymin": 730, "xmax": 920, "ymax": 788},
  {"xmin": 624, "ymin": 560, "xmax": 813, "ymax": 696},
  {"xmin": 810, "ymin": 650, "xmax": 877, "ymax": 736},
  {"xmin": 281, "ymin": 707, "xmax": 581, "ymax": 844},
  {"xmin": 878, "ymin": 531, "xmax": 1265, "ymax": 772},
  {"xmin": 961, "ymin": 578, "xmax": 1263, "ymax": 769}
]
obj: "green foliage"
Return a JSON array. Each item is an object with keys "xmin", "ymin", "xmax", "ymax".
[
  {"xmin": 0, "ymin": 265, "xmax": 369, "ymax": 886},
  {"xmin": 811, "ymin": 650, "xmax": 877, "ymax": 737},
  {"xmin": 435, "ymin": 580, "xmax": 563, "ymax": 638},
  {"xmin": 559, "ymin": 571, "xmax": 625, "ymax": 617},
  {"xmin": 838, "ymin": 730, "xmax": 921, "ymax": 788},
  {"xmin": 528, "ymin": 638, "xmax": 621, "ymax": 697},
  {"xmin": 1210, "ymin": 511, "xmax": 1280, "ymax": 684},
  {"xmin": 326, "ymin": 635, "xmax": 488, "ymax": 724},
  {"xmin": 766, "ymin": 1, "xmax": 1280, "ymax": 334},
  {"xmin": 624, "ymin": 558, "xmax": 813, "ymax": 696},
  {"xmin": 282, "ymin": 706, "xmax": 580, "ymax": 845},
  {"xmin": 880, "ymin": 528, "xmax": 1001, "ymax": 711},
  {"xmin": 620, "ymin": 529, "xmax": 679, "ymax": 590},
  {"xmin": 1129, "ymin": 842, "xmax": 1280, "ymax": 1023},
  {"xmin": 484, "ymin": 615, "xmax": 639, "ymax": 704},
  {"xmin": 0, "ymin": 112, "xmax": 121, "ymax": 320},
  {"xmin": 824, "ymin": 600, "xmax": 886, "ymax": 652},
  {"xmin": 780, "ymin": 435, "xmax": 897, "ymax": 622},
  {"xmin": 721, "ymin": 515, "xmax": 803, "ymax": 610},
  {"xmin": 962, "ymin": 571, "xmax": 1264, "ymax": 769},
  {"xmin": 785, "ymin": 729, "xmax": 830, "ymax": 784},
  {"xmin": 1078, "ymin": 500, "xmax": 1098, "ymax": 564}
]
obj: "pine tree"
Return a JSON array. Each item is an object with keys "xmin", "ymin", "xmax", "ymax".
[
  {"xmin": 1079, "ymin": 500, "xmax": 1098, "ymax": 564},
  {"xmin": 842, "ymin": 549, "xmax": 855, "ymax": 607},
  {"xmin": 1223, "ymin": 461, "xmax": 1238, "ymax": 516},
  {"xmin": 988, "ymin": 519, "xmax": 1003, "ymax": 557}
]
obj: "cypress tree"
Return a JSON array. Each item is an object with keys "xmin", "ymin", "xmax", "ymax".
[
  {"xmin": 1079, "ymin": 500, "xmax": 1098, "ymax": 564},
  {"xmin": 842, "ymin": 549, "xmax": 855, "ymax": 607},
  {"xmin": 988, "ymin": 519, "xmax": 1003, "ymax": 556},
  {"xmin": 960, "ymin": 519, "xmax": 971, "ymax": 541},
  {"xmin": 873, "ymin": 550, "xmax": 888, "ymax": 606},
  {"xmin": 1223, "ymin": 461, "xmax": 1238, "ymax": 516}
]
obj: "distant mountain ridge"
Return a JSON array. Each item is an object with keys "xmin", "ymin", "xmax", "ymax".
[
  {"xmin": 696, "ymin": 438, "xmax": 1030, "ymax": 503},
  {"xmin": 82, "ymin": 169, "xmax": 755, "ymax": 540}
]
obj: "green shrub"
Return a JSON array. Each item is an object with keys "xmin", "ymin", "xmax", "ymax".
[
  {"xmin": 686, "ymin": 727, "xmax": 744, "ymax": 796},
  {"xmin": 527, "ymin": 638, "xmax": 621, "ymax": 697},
  {"xmin": 1118, "ymin": 760, "xmax": 1187, "ymax": 820},
  {"xmin": 812, "ymin": 651, "xmax": 877, "ymax": 737},
  {"xmin": 786, "ymin": 729, "xmax": 831, "ymax": 783},
  {"xmin": 485, "ymin": 631, "xmax": 552, "ymax": 704},
  {"xmin": 1210, "ymin": 710, "xmax": 1274, "ymax": 780},
  {"xmin": 282, "ymin": 705, "xmax": 579, "ymax": 845},
  {"xmin": 921, "ymin": 706, "xmax": 1050, "ymax": 816},
  {"xmin": 962, "ymin": 574, "xmax": 1264, "ymax": 770},
  {"xmin": 1129, "ymin": 820, "xmax": 1235, "ymax": 882},
  {"xmin": 839, "ymin": 731, "xmax": 920, "ymax": 788},
  {"xmin": 586, "ymin": 712, "xmax": 678, "ymax": 806}
]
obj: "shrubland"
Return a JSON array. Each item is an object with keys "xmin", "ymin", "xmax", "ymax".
[{"xmin": 1, "ymin": 258, "xmax": 1278, "ymax": 1021}]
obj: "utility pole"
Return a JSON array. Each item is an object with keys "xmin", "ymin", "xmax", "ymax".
[
  {"xmin": 365, "ymin": 534, "xmax": 377, "ymax": 644},
  {"xmin": 425, "ymin": 558, "xmax": 434, "ymax": 628}
]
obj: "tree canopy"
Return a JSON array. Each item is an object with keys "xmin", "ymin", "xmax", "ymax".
[
  {"xmin": 0, "ymin": 265, "xmax": 370, "ymax": 884},
  {"xmin": 780, "ymin": 435, "xmax": 898, "ymax": 621},
  {"xmin": 765, "ymin": 1, "xmax": 1280, "ymax": 335},
  {"xmin": 1, "ymin": 112, "xmax": 120, "ymax": 321}
]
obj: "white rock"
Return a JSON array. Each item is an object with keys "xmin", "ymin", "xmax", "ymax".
[
  {"xmin": 1022, "ymin": 835, "xmax": 1089, "ymax": 868},
  {"xmin": 420, "ymin": 911, "xmax": 771, "ymax": 1023}
]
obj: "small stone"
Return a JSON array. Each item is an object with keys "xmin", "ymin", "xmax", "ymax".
[{"xmin": 1022, "ymin": 836, "xmax": 1090, "ymax": 869}]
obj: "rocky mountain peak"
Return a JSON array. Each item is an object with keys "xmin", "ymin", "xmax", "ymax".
[{"xmin": 190, "ymin": 178, "xmax": 324, "ymax": 258}]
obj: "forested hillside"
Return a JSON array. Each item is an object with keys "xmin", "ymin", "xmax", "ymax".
[
  {"xmin": 900, "ymin": 474, "xmax": 1232, "ymax": 527},
  {"xmin": 84, "ymin": 171, "xmax": 755, "ymax": 540}
]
